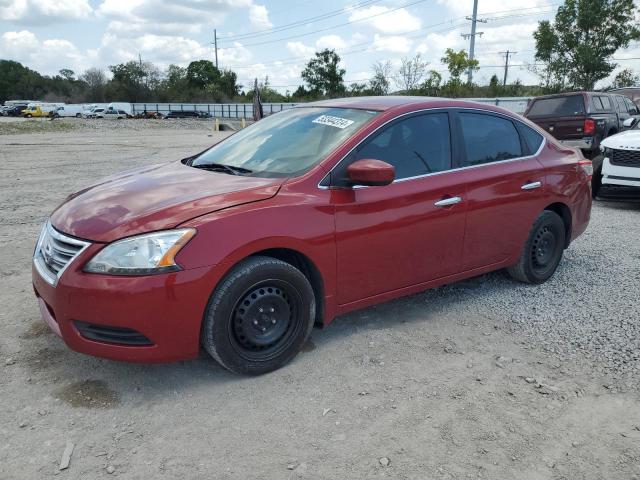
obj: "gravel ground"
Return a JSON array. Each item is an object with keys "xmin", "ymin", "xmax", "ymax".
[{"xmin": 1, "ymin": 123, "xmax": 639, "ymax": 479}]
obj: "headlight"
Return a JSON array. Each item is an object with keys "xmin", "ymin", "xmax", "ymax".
[{"xmin": 84, "ymin": 229, "xmax": 196, "ymax": 275}]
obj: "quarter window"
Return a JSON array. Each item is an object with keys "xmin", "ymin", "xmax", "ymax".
[
  {"xmin": 459, "ymin": 112, "xmax": 523, "ymax": 166},
  {"xmin": 352, "ymin": 112, "xmax": 452, "ymax": 179},
  {"xmin": 519, "ymin": 124, "xmax": 544, "ymax": 154}
]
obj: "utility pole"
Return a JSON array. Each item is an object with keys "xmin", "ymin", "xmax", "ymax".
[
  {"xmin": 499, "ymin": 50, "xmax": 517, "ymax": 86},
  {"xmin": 461, "ymin": 0, "xmax": 486, "ymax": 84},
  {"xmin": 213, "ymin": 29, "xmax": 219, "ymax": 69}
]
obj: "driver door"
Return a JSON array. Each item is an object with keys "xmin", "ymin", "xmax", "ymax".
[{"xmin": 330, "ymin": 111, "xmax": 468, "ymax": 305}]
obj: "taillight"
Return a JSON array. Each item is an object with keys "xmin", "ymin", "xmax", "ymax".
[
  {"xmin": 578, "ymin": 159, "xmax": 593, "ymax": 178},
  {"xmin": 584, "ymin": 118, "xmax": 596, "ymax": 136}
]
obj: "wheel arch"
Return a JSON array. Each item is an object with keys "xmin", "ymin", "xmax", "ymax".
[{"xmin": 544, "ymin": 202, "xmax": 572, "ymax": 248}]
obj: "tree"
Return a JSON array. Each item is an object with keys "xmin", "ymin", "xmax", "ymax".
[
  {"xmin": 301, "ymin": 49, "xmax": 346, "ymax": 97},
  {"xmin": 611, "ymin": 68, "xmax": 640, "ymax": 89},
  {"xmin": 533, "ymin": 0, "xmax": 640, "ymax": 91},
  {"xmin": 420, "ymin": 70, "xmax": 442, "ymax": 96},
  {"xmin": 369, "ymin": 60, "xmax": 392, "ymax": 95},
  {"xmin": 441, "ymin": 48, "xmax": 479, "ymax": 84},
  {"xmin": 393, "ymin": 54, "xmax": 428, "ymax": 92},
  {"xmin": 186, "ymin": 60, "xmax": 221, "ymax": 89},
  {"xmin": 59, "ymin": 69, "xmax": 75, "ymax": 81},
  {"xmin": 488, "ymin": 74, "xmax": 502, "ymax": 96}
]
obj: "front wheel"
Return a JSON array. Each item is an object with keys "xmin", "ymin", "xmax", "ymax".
[
  {"xmin": 507, "ymin": 210, "xmax": 566, "ymax": 284},
  {"xmin": 202, "ymin": 256, "xmax": 315, "ymax": 375}
]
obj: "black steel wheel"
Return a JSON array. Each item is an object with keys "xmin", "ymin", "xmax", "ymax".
[
  {"xmin": 507, "ymin": 210, "xmax": 566, "ymax": 284},
  {"xmin": 202, "ymin": 256, "xmax": 315, "ymax": 375}
]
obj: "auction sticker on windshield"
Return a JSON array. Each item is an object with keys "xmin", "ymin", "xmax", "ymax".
[{"xmin": 312, "ymin": 115, "xmax": 355, "ymax": 129}]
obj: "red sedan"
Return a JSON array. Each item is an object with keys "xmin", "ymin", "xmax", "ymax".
[{"xmin": 32, "ymin": 97, "xmax": 592, "ymax": 374}]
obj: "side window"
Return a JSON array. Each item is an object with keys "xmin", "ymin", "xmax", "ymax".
[
  {"xmin": 593, "ymin": 97, "xmax": 604, "ymax": 111},
  {"xmin": 624, "ymin": 97, "xmax": 638, "ymax": 114},
  {"xmin": 459, "ymin": 112, "xmax": 523, "ymax": 166},
  {"xmin": 600, "ymin": 96, "xmax": 612, "ymax": 110},
  {"xmin": 519, "ymin": 123, "xmax": 544, "ymax": 154},
  {"xmin": 353, "ymin": 112, "xmax": 452, "ymax": 179},
  {"xmin": 615, "ymin": 96, "xmax": 626, "ymax": 113}
]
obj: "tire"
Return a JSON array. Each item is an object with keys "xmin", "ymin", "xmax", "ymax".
[
  {"xmin": 507, "ymin": 210, "xmax": 566, "ymax": 284},
  {"xmin": 26, "ymin": 114, "xmax": 32, "ymax": 118},
  {"xmin": 202, "ymin": 256, "xmax": 316, "ymax": 375},
  {"xmin": 75, "ymin": 113, "xmax": 81, "ymax": 118},
  {"xmin": 591, "ymin": 154, "xmax": 604, "ymax": 199}
]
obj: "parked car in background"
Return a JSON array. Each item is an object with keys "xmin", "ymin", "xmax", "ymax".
[
  {"xmin": 32, "ymin": 97, "xmax": 593, "ymax": 374},
  {"xmin": 2, "ymin": 104, "xmax": 28, "ymax": 116},
  {"xmin": 85, "ymin": 107, "xmax": 105, "ymax": 118},
  {"xmin": 53, "ymin": 105, "xmax": 84, "ymax": 118},
  {"xmin": 593, "ymin": 118, "xmax": 640, "ymax": 199},
  {"xmin": 107, "ymin": 102, "xmax": 133, "ymax": 117},
  {"xmin": 22, "ymin": 104, "xmax": 57, "ymax": 118},
  {"xmin": 165, "ymin": 110, "xmax": 210, "ymax": 119},
  {"xmin": 97, "ymin": 109, "xmax": 128, "ymax": 119},
  {"xmin": 524, "ymin": 92, "xmax": 637, "ymax": 157}
]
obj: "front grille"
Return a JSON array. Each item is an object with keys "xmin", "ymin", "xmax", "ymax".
[
  {"xmin": 610, "ymin": 149, "xmax": 640, "ymax": 168},
  {"xmin": 74, "ymin": 321, "xmax": 154, "ymax": 346},
  {"xmin": 34, "ymin": 221, "xmax": 90, "ymax": 286}
]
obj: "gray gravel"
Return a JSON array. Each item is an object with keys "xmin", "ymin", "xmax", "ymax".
[{"xmin": 426, "ymin": 201, "xmax": 640, "ymax": 384}]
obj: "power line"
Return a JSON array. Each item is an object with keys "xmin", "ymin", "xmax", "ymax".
[
  {"xmin": 218, "ymin": 0, "xmax": 383, "ymax": 43},
  {"xmin": 223, "ymin": 0, "xmax": 434, "ymax": 49}
]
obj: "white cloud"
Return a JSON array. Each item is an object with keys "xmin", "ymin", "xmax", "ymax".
[
  {"xmin": 249, "ymin": 4, "xmax": 272, "ymax": 29},
  {"xmin": 371, "ymin": 34, "xmax": 413, "ymax": 54},
  {"xmin": 348, "ymin": 6, "xmax": 421, "ymax": 34},
  {"xmin": 0, "ymin": 30, "xmax": 86, "ymax": 73},
  {"xmin": 315, "ymin": 35, "xmax": 347, "ymax": 51},
  {"xmin": 286, "ymin": 41, "xmax": 314, "ymax": 57},
  {"xmin": 0, "ymin": 0, "xmax": 92, "ymax": 24}
]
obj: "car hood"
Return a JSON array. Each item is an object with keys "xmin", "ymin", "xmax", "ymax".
[
  {"xmin": 601, "ymin": 129, "xmax": 640, "ymax": 150},
  {"xmin": 50, "ymin": 161, "xmax": 283, "ymax": 243}
]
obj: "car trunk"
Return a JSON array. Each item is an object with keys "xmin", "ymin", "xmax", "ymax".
[{"xmin": 528, "ymin": 115, "xmax": 586, "ymax": 141}]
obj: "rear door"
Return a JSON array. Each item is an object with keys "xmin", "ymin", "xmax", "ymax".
[
  {"xmin": 526, "ymin": 95, "xmax": 586, "ymax": 141},
  {"xmin": 453, "ymin": 110, "xmax": 549, "ymax": 271},
  {"xmin": 614, "ymin": 95, "xmax": 631, "ymax": 127}
]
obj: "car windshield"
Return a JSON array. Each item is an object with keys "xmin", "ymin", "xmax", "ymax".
[{"xmin": 191, "ymin": 107, "xmax": 377, "ymax": 177}]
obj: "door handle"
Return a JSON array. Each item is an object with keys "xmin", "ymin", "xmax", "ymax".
[
  {"xmin": 434, "ymin": 196, "xmax": 462, "ymax": 207},
  {"xmin": 521, "ymin": 181, "xmax": 542, "ymax": 190}
]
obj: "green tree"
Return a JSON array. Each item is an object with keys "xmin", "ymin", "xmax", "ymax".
[
  {"xmin": 611, "ymin": 68, "xmax": 640, "ymax": 88},
  {"xmin": 488, "ymin": 74, "xmax": 502, "ymax": 96},
  {"xmin": 186, "ymin": 60, "xmax": 220, "ymax": 89},
  {"xmin": 533, "ymin": 0, "xmax": 640, "ymax": 91},
  {"xmin": 419, "ymin": 70, "xmax": 442, "ymax": 96},
  {"xmin": 59, "ymin": 69, "xmax": 75, "ymax": 81},
  {"xmin": 441, "ymin": 48, "xmax": 479, "ymax": 84},
  {"xmin": 440, "ymin": 49, "xmax": 479, "ymax": 97},
  {"xmin": 301, "ymin": 49, "xmax": 346, "ymax": 97},
  {"xmin": 109, "ymin": 61, "xmax": 148, "ymax": 101}
]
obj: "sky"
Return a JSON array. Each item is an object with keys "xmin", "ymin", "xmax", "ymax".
[{"xmin": 1, "ymin": 0, "xmax": 639, "ymax": 93}]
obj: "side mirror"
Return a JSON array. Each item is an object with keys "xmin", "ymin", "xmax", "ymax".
[
  {"xmin": 623, "ymin": 117, "xmax": 636, "ymax": 128},
  {"xmin": 347, "ymin": 159, "xmax": 395, "ymax": 187}
]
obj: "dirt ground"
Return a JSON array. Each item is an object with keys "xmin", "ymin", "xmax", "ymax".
[{"xmin": 1, "ymin": 121, "xmax": 639, "ymax": 479}]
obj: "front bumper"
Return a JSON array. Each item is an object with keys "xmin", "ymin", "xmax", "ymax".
[
  {"xmin": 560, "ymin": 137, "xmax": 594, "ymax": 150},
  {"xmin": 32, "ymin": 249, "xmax": 223, "ymax": 363},
  {"xmin": 599, "ymin": 157, "xmax": 640, "ymax": 199}
]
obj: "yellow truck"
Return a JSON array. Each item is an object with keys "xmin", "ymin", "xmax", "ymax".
[{"xmin": 21, "ymin": 104, "xmax": 58, "ymax": 118}]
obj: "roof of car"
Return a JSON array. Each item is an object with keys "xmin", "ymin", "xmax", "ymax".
[{"xmin": 302, "ymin": 95, "xmax": 520, "ymax": 113}]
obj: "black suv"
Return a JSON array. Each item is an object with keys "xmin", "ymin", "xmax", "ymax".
[{"xmin": 165, "ymin": 110, "xmax": 211, "ymax": 119}]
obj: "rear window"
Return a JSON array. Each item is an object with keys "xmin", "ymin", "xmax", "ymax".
[
  {"xmin": 527, "ymin": 95, "xmax": 585, "ymax": 117},
  {"xmin": 519, "ymin": 124, "xmax": 544, "ymax": 154},
  {"xmin": 600, "ymin": 96, "xmax": 612, "ymax": 110}
]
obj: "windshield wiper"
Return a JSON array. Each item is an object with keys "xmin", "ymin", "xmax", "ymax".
[{"xmin": 191, "ymin": 162, "xmax": 253, "ymax": 176}]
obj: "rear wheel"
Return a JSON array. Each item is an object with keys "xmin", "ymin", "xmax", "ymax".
[
  {"xmin": 507, "ymin": 211, "xmax": 566, "ymax": 284},
  {"xmin": 202, "ymin": 256, "xmax": 315, "ymax": 375}
]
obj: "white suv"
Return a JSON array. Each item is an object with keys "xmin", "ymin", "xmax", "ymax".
[{"xmin": 596, "ymin": 118, "xmax": 640, "ymax": 199}]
